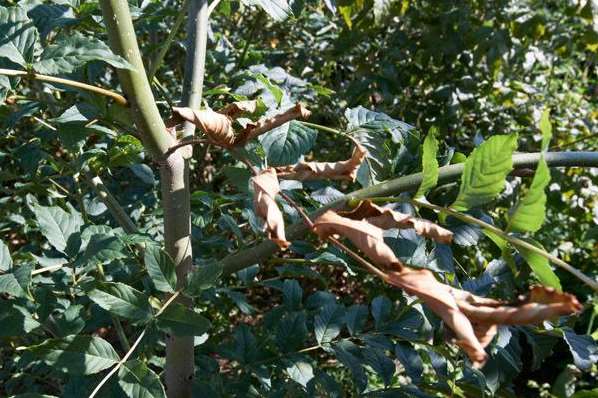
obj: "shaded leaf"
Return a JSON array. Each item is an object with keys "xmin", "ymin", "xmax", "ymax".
[
  {"xmin": 345, "ymin": 304, "xmax": 368, "ymax": 336},
  {"xmin": 395, "ymin": 343, "xmax": 423, "ymax": 383},
  {"xmin": 285, "ymin": 355, "xmax": 314, "ymax": 387},
  {"xmin": 156, "ymin": 303, "xmax": 211, "ymax": 336},
  {"xmin": 88, "ymin": 282, "xmax": 152, "ymax": 323},
  {"xmin": 0, "ymin": 6, "xmax": 38, "ymax": 67},
  {"xmin": 27, "ymin": 335, "xmax": 119, "ymax": 375},
  {"xmin": 314, "ymin": 303, "xmax": 345, "ymax": 345},
  {"xmin": 144, "ymin": 245, "xmax": 177, "ymax": 293},
  {"xmin": 362, "ymin": 347, "xmax": 395, "ymax": 386},
  {"xmin": 186, "ymin": 263, "xmax": 222, "ymax": 295},
  {"xmin": 0, "ymin": 239, "xmax": 12, "ymax": 271},
  {"xmin": 117, "ymin": 360, "xmax": 166, "ymax": 398}
]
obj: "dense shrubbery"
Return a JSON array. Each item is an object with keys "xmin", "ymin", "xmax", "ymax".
[{"xmin": 0, "ymin": 1, "xmax": 596, "ymax": 397}]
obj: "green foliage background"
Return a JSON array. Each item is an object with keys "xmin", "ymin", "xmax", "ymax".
[{"xmin": 0, "ymin": 0, "xmax": 596, "ymax": 397}]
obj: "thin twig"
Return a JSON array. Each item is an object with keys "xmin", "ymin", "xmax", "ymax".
[
  {"xmin": 277, "ymin": 191, "xmax": 389, "ymax": 282},
  {"xmin": 367, "ymin": 196, "xmax": 598, "ymax": 291},
  {"xmin": 148, "ymin": 0, "xmax": 190, "ymax": 81},
  {"xmin": 88, "ymin": 291, "xmax": 181, "ymax": 398},
  {"xmin": 0, "ymin": 68, "xmax": 127, "ymax": 106}
]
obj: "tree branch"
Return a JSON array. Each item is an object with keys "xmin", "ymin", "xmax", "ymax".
[
  {"xmin": 98, "ymin": 0, "xmax": 174, "ymax": 158},
  {"xmin": 0, "ymin": 68, "xmax": 127, "ymax": 106},
  {"xmin": 181, "ymin": 0, "xmax": 209, "ymax": 141},
  {"xmin": 221, "ymin": 151, "xmax": 598, "ymax": 276}
]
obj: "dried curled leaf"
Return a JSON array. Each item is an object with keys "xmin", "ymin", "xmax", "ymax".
[
  {"xmin": 275, "ymin": 143, "xmax": 367, "ymax": 182},
  {"xmin": 339, "ymin": 200, "xmax": 453, "ymax": 243},
  {"xmin": 235, "ymin": 103, "xmax": 311, "ymax": 144},
  {"xmin": 251, "ymin": 168, "xmax": 290, "ymax": 249},
  {"xmin": 387, "ymin": 269, "xmax": 582, "ymax": 367},
  {"xmin": 219, "ymin": 100, "xmax": 258, "ymax": 118},
  {"xmin": 172, "ymin": 107, "xmax": 235, "ymax": 146},
  {"xmin": 312, "ymin": 210, "xmax": 401, "ymax": 269}
]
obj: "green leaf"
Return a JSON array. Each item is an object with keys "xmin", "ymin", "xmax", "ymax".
[
  {"xmin": 371, "ymin": 295, "xmax": 392, "ymax": 330},
  {"xmin": 156, "ymin": 302, "xmax": 211, "ymax": 336},
  {"xmin": 33, "ymin": 32, "xmax": 133, "ymax": 75},
  {"xmin": 518, "ymin": 240, "xmax": 562, "ymax": 291},
  {"xmin": 345, "ymin": 106, "xmax": 416, "ymax": 186},
  {"xmin": 345, "ymin": 304, "xmax": 368, "ymax": 336},
  {"xmin": 256, "ymin": 73, "xmax": 284, "ymax": 105},
  {"xmin": 117, "ymin": 360, "xmax": 166, "ymax": 398},
  {"xmin": 0, "ymin": 264, "xmax": 32, "ymax": 298},
  {"xmin": 332, "ymin": 341, "xmax": 367, "ymax": 392},
  {"xmin": 314, "ymin": 303, "xmax": 345, "ymax": 345},
  {"xmin": 562, "ymin": 329, "xmax": 598, "ymax": 370},
  {"xmin": 32, "ymin": 203, "xmax": 83, "ymax": 253},
  {"xmin": 0, "ymin": 42, "xmax": 27, "ymax": 66},
  {"xmin": 88, "ymin": 282, "xmax": 152, "ymax": 323},
  {"xmin": 451, "ymin": 134, "xmax": 518, "ymax": 210},
  {"xmin": 249, "ymin": 0, "xmax": 292, "ymax": 21},
  {"xmin": 186, "ymin": 263, "xmax": 222, "ymax": 295},
  {"xmin": 27, "ymin": 335, "xmax": 120, "ymax": 375},
  {"xmin": 0, "ymin": 6, "xmax": 38, "ymax": 67},
  {"xmin": 282, "ymin": 279, "xmax": 303, "ymax": 310},
  {"xmin": 285, "ymin": 355, "xmax": 314, "ymax": 388},
  {"xmin": 77, "ymin": 234, "xmax": 127, "ymax": 268},
  {"xmin": 394, "ymin": 343, "xmax": 423, "ymax": 383},
  {"xmin": 362, "ymin": 347, "xmax": 395, "ymax": 386},
  {"xmin": 0, "ymin": 239, "xmax": 12, "ymax": 271},
  {"xmin": 508, "ymin": 156, "xmax": 550, "ymax": 233},
  {"xmin": 0, "ymin": 301, "xmax": 40, "ymax": 336},
  {"xmin": 415, "ymin": 126, "xmax": 439, "ymax": 198},
  {"xmin": 260, "ymin": 120, "xmax": 317, "ymax": 166},
  {"xmin": 539, "ymin": 107, "xmax": 552, "ymax": 151},
  {"xmin": 144, "ymin": 245, "xmax": 177, "ymax": 293},
  {"xmin": 108, "ymin": 134, "xmax": 144, "ymax": 168}
]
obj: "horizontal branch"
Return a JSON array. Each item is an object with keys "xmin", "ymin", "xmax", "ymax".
[
  {"xmin": 221, "ymin": 151, "xmax": 598, "ymax": 276},
  {"xmin": 0, "ymin": 68, "xmax": 128, "ymax": 106}
]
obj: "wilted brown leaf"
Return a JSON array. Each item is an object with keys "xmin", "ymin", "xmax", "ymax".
[
  {"xmin": 310, "ymin": 208, "xmax": 581, "ymax": 368},
  {"xmin": 275, "ymin": 143, "xmax": 367, "ymax": 182},
  {"xmin": 312, "ymin": 210, "xmax": 401, "ymax": 269},
  {"xmin": 340, "ymin": 200, "xmax": 453, "ymax": 243},
  {"xmin": 219, "ymin": 100, "xmax": 258, "ymax": 118},
  {"xmin": 172, "ymin": 107, "xmax": 235, "ymax": 146},
  {"xmin": 235, "ymin": 103, "xmax": 311, "ymax": 144},
  {"xmin": 251, "ymin": 168, "xmax": 290, "ymax": 249},
  {"xmin": 386, "ymin": 269, "xmax": 582, "ymax": 367}
]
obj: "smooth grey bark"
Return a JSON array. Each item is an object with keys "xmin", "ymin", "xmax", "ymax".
[{"xmin": 181, "ymin": 0, "xmax": 209, "ymax": 140}]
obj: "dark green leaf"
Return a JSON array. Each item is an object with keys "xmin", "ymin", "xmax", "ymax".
[
  {"xmin": 186, "ymin": 263, "xmax": 222, "ymax": 295},
  {"xmin": 0, "ymin": 301, "xmax": 40, "ymax": 336},
  {"xmin": 395, "ymin": 343, "xmax": 423, "ymax": 383},
  {"xmin": 32, "ymin": 203, "xmax": 83, "ymax": 253},
  {"xmin": 260, "ymin": 120, "xmax": 317, "ymax": 166},
  {"xmin": 345, "ymin": 304, "xmax": 368, "ymax": 336},
  {"xmin": 144, "ymin": 245, "xmax": 177, "ymax": 293},
  {"xmin": 117, "ymin": 360, "xmax": 166, "ymax": 398},
  {"xmin": 88, "ymin": 282, "xmax": 152, "ymax": 323},
  {"xmin": 371, "ymin": 295, "xmax": 392, "ymax": 330},
  {"xmin": 332, "ymin": 341, "xmax": 367, "ymax": 392},
  {"xmin": 314, "ymin": 303, "xmax": 345, "ymax": 345},
  {"xmin": 156, "ymin": 302, "xmax": 211, "ymax": 336},
  {"xmin": 282, "ymin": 279, "xmax": 303, "ymax": 310},
  {"xmin": 27, "ymin": 335, "xmax": 119, "ymax": 375},
  {"xmin": 362, "ymin": 347, "xmax": 395, "ymax": 386}
]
